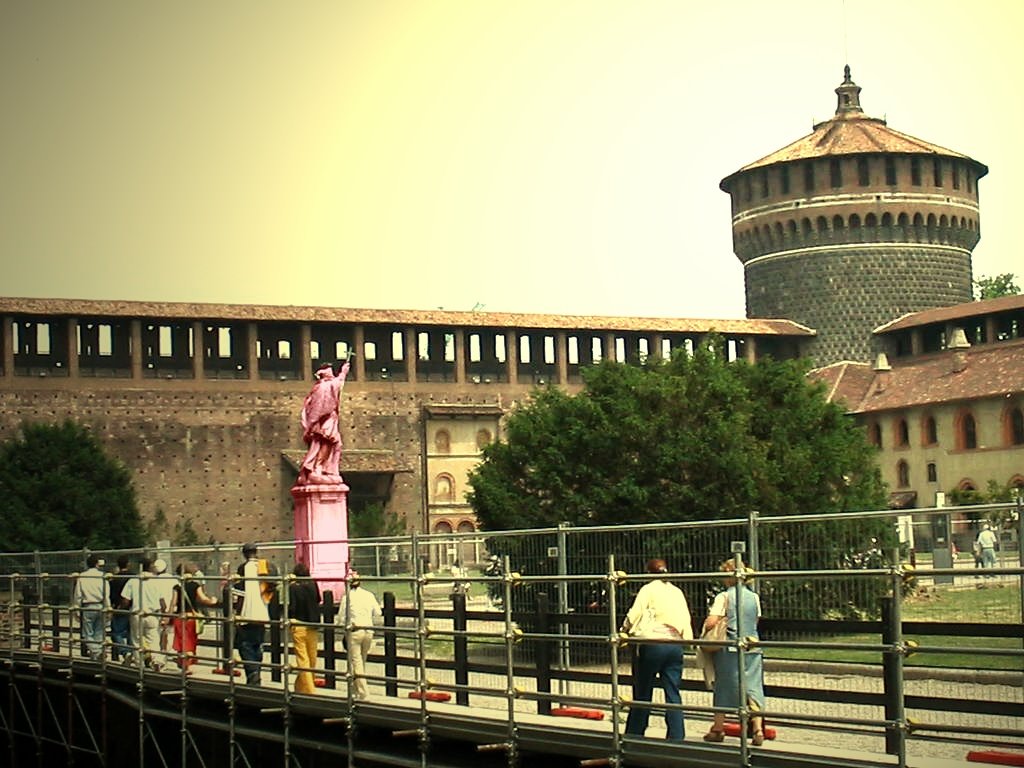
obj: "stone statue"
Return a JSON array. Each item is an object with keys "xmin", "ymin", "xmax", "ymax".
[{"xmin": 297, "ymin": 361, "xmax": 350, "ymax": 485}]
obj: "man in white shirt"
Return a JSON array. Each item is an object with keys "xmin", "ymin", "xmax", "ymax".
[
  {"xmin": 74, "ymin": 555, "xmax": 108, "ymax": 660},
  {"xmin": 232, "ymin": 543, "xmax": 275, "ymax": 685},
  {"xmin": 976, "ymin": 524, "xmax": 999, "ymax": 574},
  {"xmin": 620, "ymin": 558, "xmax": 692, "ymax": 742},
  {"xmin": 339, "ymin": 572, "xmax": 382, "ymax": 700}
]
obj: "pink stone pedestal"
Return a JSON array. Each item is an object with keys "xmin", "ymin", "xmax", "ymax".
[{"xmin": 291, "ymin": 481, "xmax": 350, "ymax": 601}]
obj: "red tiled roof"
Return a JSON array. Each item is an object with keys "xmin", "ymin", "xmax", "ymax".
[
  {"xmin": 874, "ymin": 294, "xmax": 1024, "ymax": 334},
  {"xmin": 830, "ymin": 340, "xmax": 1024, "ymax": 414},
  {"xmin": 0, "ymin": 296, "xmax": 815, "ymax": 337},
  {"xmin": 808, "ymin": 360, "xmax": 876, "ymax": 407}
]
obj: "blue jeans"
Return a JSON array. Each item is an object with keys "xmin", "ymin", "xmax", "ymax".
[
  {"xmin": 625, "ymin": 643, "xmax": 684, "ymax": 740},
  {"xmin": 110, "ymin": 614, "xmax": 131, "ymax": 660},
  {"xmin": 81, "ymin": 608, "xmax": 105, "ymax": 659},
  {"xmin": 235, "ymin": 623, "xmax": 265, "ymax": 684}
]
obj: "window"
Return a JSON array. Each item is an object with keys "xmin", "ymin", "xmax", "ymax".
[
  {"xmin": 476, "ymin": 429, "xmax": 493, "ymax": 450},
  {"xmin": 896, "ymin": 418, "xmax": 909, "ymax": 447},
  {"xmin": 956, "ymin": 409, "xmax": 977, "ymax": 450},
  {"xmin": 933, "ymin": 158, "xmax": 942, "ymax": 187},
  {"xmin": 885, "ymin": 157, "xmax": 897, "ymax": 185},
  {"xmin": 760, "ymin": 172, "xmax": 768, "ymax": 198},
  {"xmin": 829, "ymin": 159, "xmax": 842, "ymax": 188},
  {"xmin": 434, "ymin": 474, "xmax": 455, "ymax": 503},
  {"xmin": 434, "ymin": 429, "xmax": 451, "ymax": 454},
  {"xmin": 927, "ymin": 462, "xmax": 937, "ymax": 483},
  {"xmin": 857, "ymin": 157, "xmax": 869, "ymax": 186},
  {"xmin": 952, "ymin": 164, "xmax": 961, "ymax": 190},
  {"xmin": 922, "ymin": 415, "xmax": 938, "ymax": 446},
  {"xmin": 868, "ymin": 422, "xmax": 882, "ymax": 448},
  {"xmin": 803, "ymin": 163, "xmax": 815, "ymax": 192},
  {"xmin": 780, "ymin": 166, "xmax": 790, "ymax": 194},
  {"xmin": 1007, "ymin": 406, "xmax": 1024, "ymax": 446},
  {"xmin": 911, "ymin": 158, "xmax": 922, "ymax": 186},
  {"xmin": 897, "ymin": 460, "xmax": 910, "ymax": 488}
]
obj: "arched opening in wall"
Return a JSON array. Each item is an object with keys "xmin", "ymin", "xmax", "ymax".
[
  {"xmin": 895, "ymin": 418, "xmax": 909, "ymax": 448},
  {"xmin": 868, "ymin": 421, "xmax": 882, "ymax": 448},
  {"xmin": 815, "ymin": 216, "xmax": 828, "ymax": 234},
  {"xmin": 832, "ymin": 215, "xmax": 844, "ymax": 231},
  {"xmin": 773, "ymin": 222, "xmax": 784, "ymax": 243},
  {"xmin": 801, "ymin": 218, "xmax": 812, "ymax": 236},
  {"xmin": 1009, "ymin": 475, "xmax": 1024, "ymax": 497},
  {"xmin": 761, "ymin": 224, "xmax": 772, "ymax": 247},
  {"xmin": 786, "ymin": 220, "xmax": 797, "ymax": 237},
  {"xmin": 881, "ymin": 212, "xmax": 893, "ymax": 227},
  {"xmin": 896, "ymin": 460, "xmax": 910, "ymax": 488},
  {"xmin": 865, "ymin": 213, "xmax": 877, "ymax": 227},
  {"xmin": 849, "ymin": 214, "xmax": 861, "ymax": 232},
  {"xmin": 897, "ymin": 212, "xmax": 909, "ymax": 226},
  {"xmin": 926, "ymin": 213, "xmax": 937, "ymax": 232},
  {"xmin": 921, "ymin": 414, "xmax": 938, "ymax": 446},
  {"xmin": 434, "ymin": 429, "xmax": 451, "ymax": 454},
  {"xmin": 957, "ymin": 479, "xmax": 977, "ymax": 493},
  {"xmin": 1003, "ymin": 404, "xmax": 1024, "ymax": 446},
  {"xmin": 476, "ymin": 429, "xmax": 493, "ymax": 450},
  {"xmin": 939, "ymin": 214, "xmax": 948, "ymax": 228},
  {"xmin": 456, "ymin": 520, "xmax": 477, "ymax": 566},
  {"xmin": 933, "ymin": 158, "xmax": 943, "ymax": 187},
  {"xmin": 954, "ymin": 409, "xmax": 977, "ymax": 450},
  {"xmin": 927, "ymin": 462, "xmax": 938, "ymax": 483},
  {"xmin": 434, "ymin": 521, "xmax": 453, "ymax": 534},
  {"xmin": 968, "ymin": 218, "xmax": 976, "ymax": 231},
  {"xmin": 885, "ymin": 157, "xmax": 897, "ymax": 185},
  {"xmin": 434, "ymin": 473, "xmax": 456, "ymax": 503},
  {"xmin": 913, "ymin": 213, "xmax": 924, "ymax": 227},
  {"xmin": 952, "ymin": 163, "xmax": 961, "ymax": 190}
]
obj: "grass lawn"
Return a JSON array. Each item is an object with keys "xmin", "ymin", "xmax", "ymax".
[{"xmin": 767, "ymin": 582, "xmax": 1023, "ymax": 671}]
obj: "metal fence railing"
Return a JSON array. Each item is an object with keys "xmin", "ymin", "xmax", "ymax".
[{"xmin": 0, "ymin": 500, "xmax": 1021, "ymax": 768}]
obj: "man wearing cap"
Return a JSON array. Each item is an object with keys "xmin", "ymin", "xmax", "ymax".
[
  {"xmin": 233, "ymin": 543, "xmax": 276, "ymax": 685},
  {"xmin": 74, "ymin": 554, "xmax": 108, "ymax": 660}
]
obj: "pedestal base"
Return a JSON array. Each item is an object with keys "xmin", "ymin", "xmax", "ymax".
[{"xmin": 291, "ymin": 481, "xmax": 349, "ymax": 601}]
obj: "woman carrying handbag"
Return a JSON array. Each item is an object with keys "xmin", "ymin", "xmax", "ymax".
[{"xmin": 701, "ymin": 557, "xmax": 765, "ymax": 745}]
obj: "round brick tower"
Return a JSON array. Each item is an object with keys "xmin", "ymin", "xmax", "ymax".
[{"xmin": 719, "ymin": 67, "xmax": 988, "ymax": 365}]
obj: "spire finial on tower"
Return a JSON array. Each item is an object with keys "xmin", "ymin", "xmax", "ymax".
[{"xmin": 834, "ymin": 65, "xmax": 863, "ymax": 116}]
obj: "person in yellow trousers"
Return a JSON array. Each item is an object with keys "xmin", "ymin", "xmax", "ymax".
[{"xmin": 288, "ymin": 563, "xmax": 322, "ymax": 694}]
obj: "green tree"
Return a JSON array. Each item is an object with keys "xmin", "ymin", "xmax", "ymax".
[
  {"xmin": 467, "ymin": 341, "xmax": 889, "ymax": 620},
  {"xmin": 468, "ymin": 343, "xmax": 885, "ymax": 528},
  {"xmin": 974, "ymin": 273, "xmax": 1020, "ymax": 300},
  {"xmin": 348, "ymin": 502, "xmax": 405, "ymax": 539},
  {"xmin": 0, "ymin": 420, "xmax": 144, "ymax": 552}
]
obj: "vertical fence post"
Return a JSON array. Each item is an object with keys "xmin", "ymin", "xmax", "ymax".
[
  {"xmin": 321, "ymin": 590, "xmax": 337, "ymax": 689},
  {"xmin": 880, "ymin": 593, "xmax": 906, "ymax": 760},
  {"xmin": 383, "ymin": 592, "xmax": 397, "ymax": 697},
  {"xmin": 452, "ymin": 590, "xmax": 469, "ymax": 706},
  {"xmin": 747, "ymin": 510, "xmax": 760, "ymax": 577},
  {"xmin": 535, "ymin": 592, "xmax": 552, "ymax": 715}
]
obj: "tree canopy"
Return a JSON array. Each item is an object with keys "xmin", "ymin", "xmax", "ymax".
[
  {"xmin": 974, "ymin": 273, "xmax": 1020, "ymax": 300},
  {"xmin": 0, "ymin": 420, "xmax": 144, "ymax": 552},
  {"xmin": 468, "ymin": 342, "xmax": 886, "ymax": 530}
]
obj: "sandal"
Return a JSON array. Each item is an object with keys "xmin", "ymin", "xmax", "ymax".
[
  {"xmin": 703, "ymin": 729, "xmax": 725, "ymax": 743},
  {"xmin": 751, "ymin": 730, "xmax": 765, "ymax": 746}
]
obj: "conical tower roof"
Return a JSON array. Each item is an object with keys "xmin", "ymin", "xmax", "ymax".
[{"xmin": 720, "ymin": 66, "xmax": 987, "ymax": 190}]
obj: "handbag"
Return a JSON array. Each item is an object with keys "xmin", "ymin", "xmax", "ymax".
[{"xmin": 700, "ymin": 593, "xmax": 729, "ymax": 654}]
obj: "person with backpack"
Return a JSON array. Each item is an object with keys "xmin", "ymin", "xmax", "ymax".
[{"xmin": 232, "ymin": 543, "xmax": 278, "ymax": 685}]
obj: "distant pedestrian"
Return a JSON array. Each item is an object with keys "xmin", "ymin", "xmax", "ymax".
[
  {"xmin": 109, "ymin": 556, "xmax": 132, "ymax": 660},
  {"xmin": 620, "ymin": 558, "xmax": 692, "ymax": 742},
  {"xmin": 169, "ymin": 562, "xmax": 219, "ymax": 673},
  {"xmin": 339, "ymin": 571, "xmax": 382, "ymax": 700},
  {"xmin": 975, "ymin": 524, "xmax": 998, "ymax": 576},
  {"xmin": 232, "ymin": 543, "xmax": 278, "ymax": 685},
  {"xmin": 288, "ymin": 563, "xmax": 322, "ymax": 694},
  {"xmin": 74, "ymin": 554, "xmax": 108, "ymax": 660}
]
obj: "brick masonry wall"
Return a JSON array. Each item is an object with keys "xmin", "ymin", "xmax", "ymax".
[
  {"xmin": 745, "ymin": 246, "xmax": 973, "ymax": 364},
  {"xmin": 0, "ymin": 384, "xmax": 508, "ymax": 544}
]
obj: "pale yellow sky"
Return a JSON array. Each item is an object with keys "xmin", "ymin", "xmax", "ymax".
[{"xmin": 1, "ymin": 1, "xmax": 1020, "ymax": 319}]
